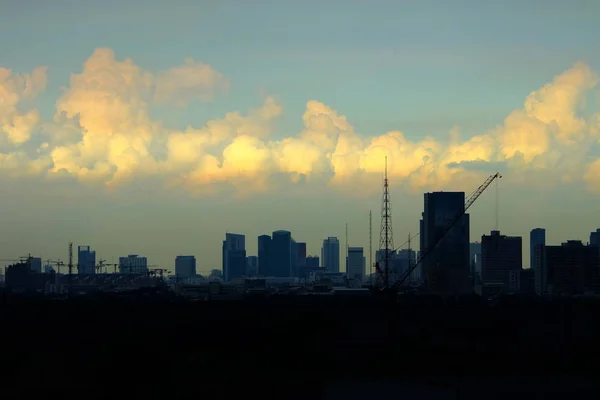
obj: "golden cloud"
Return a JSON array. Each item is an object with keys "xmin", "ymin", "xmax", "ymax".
[{"xmin": 1, "ymin": 48, "xmax": 600, "ymax": 196}]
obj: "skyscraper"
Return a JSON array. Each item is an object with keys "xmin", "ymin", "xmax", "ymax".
[
  {"xmin": 258, "ymin": 234, "xmax": 272, "ymax": 276},
  {"xmin": 346, "ymin": 247, "xmax": 366, "ymax": 282},
  {"xmin": 78, "ymin": 246, "xmax": 96, "ymax": 275},
  {"xmin": 530, "ymin": 228, "xmax": 546, "ymax": 269},
  {"xmin": 271, "ymin": 230, "xmax": 293, "ymax": 277},
  {"xmin": 175, "ymin": 256, "xmax": 196, "ymax": 278},
  {"xmin": 321, "ymin": 237, "xmax": 340, "ymax": 273},
  {"xmin": 222, "ymin": 233, "xmax": 246, "ymax": 281},
  {"xmin": 420, "ymin": 192, "xmax": 470, "ymax": 294}
]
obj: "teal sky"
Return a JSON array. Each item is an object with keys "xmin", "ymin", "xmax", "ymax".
[{"xmin": 1, "ymin": 0, "xmax": 600, "ymax": 272}]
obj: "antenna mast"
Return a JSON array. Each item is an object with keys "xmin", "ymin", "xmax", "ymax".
[
  {"xmin": 369, "ymin": 210, "xmax": 372, "ymax": 284},
  {"xmin": 379, "ymin": 156, "xmax": 394, "ymax": 288}
]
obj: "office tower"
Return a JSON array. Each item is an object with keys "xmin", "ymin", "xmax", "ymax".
[
  {"xmin": 271, "ymin": 230, "xmax": 293, "ymax": 277},
  {"xmin": 396, "ymin": 249, "xmax": 419, "ymax": 284},
  {"xmin": 246, "ymin": 256, "xmax": 258, "ymax": 277},
  {"xmin": 77, "ymin": 246, "xmax": 96, "ymax": 275},
  {"xmin": 346, "ymin": 247, "xmax": 366, "ymax": 282},
  {"xmin": 175, "ymin": 256, "xmax": 196, "ymax": 278},
  {"xmin": 30, "ymin": 257, "xmax": 42, "ymax": 274},
  {"xmin": 119, "ymin": 254, "xmax": 148, "ymax": 275},
  {"xmin": 539, "ymin": 241, "xmax": 599, "ymax": 295},
  {"xmin": 481, "ymin": 231, "xmax": 522, "ymax": 292},
  {"xmin": 530, "ymin": 228, "xmax": 546, "ymax": 269},
  {"xmin": 591, "ymin": 229, "xmax": 600, "ymax": 247},
  {"xmin": 258, "ymin": 235, "xmax": 272, "ymax": 276},
  {"xmin": 420, "ymin": 192, "xmax": 470, "ymax": 294},
  {"xmin": 222, "ymin": 233, "xmax": 246, "ymax": 281},
  {"xmin": 321, "ymin": 237, "xmax": 340, "ymax": 273}
]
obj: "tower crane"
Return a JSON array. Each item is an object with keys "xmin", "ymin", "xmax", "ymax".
[{"xmin": 373, "ymin": 172, "xmax": 502, "ymax": 294}]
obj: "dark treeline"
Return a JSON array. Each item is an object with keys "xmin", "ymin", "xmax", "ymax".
[{"xmin": 2, "ymin": 293, "xmax": 600, "ymax": 398}]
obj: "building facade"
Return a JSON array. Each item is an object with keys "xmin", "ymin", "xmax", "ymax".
[
  {"xmin": 481, "ymin": 230, "xmax": 522, "ymax": 292},
  {"xmin": 530, "ymin": 228, "xmax": 546, "ymax": 270},
  {"xmin": 346, "ymin": 247, "xmax": 366, "ymax": 282},
  {"xmin": 119, "ymin": 254, "xmax": 148, "ymax": 275},
  {"xmin": 222, "ymin": 233, "xmax": 246, "ymax": 281},
  {"xmin": 420, "ymin": 192, "xmax": 470, "ymax": 294},
  {"xmin": 321, "ymin": 237, "xmax": 340, "ymax": 273},
  {"xmin": 78, "ymin": 246, "xmax": 96, "ymax": 275},
  {"xmin": 175, "ymin": 256, "xmax": 196, "ymax": 278}
]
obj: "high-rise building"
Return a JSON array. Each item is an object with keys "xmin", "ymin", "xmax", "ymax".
[
  {"xmin": 271, "ymin": 230, "xmax": 293, "ymax": 277},
  {"xmin": 538, "ymin": 241, "xmax": 600, "ymax": 295},
  {"xmin": 222, "ymin": 233, "xmax": 246, "ymax": 281},
  {"xmin": 246, "ymin": 256, "xmax": 258, "ymax": 277},
  {"xmin": 346, "ymin": 247, "xmax": 366, "ymax": 282},
  {"xmin": 77, "ymin": 246, "xmax": 96, "ymax": 275},
  {"xmin": 119, "ymin": 255, "xmax": 148, "ymax": 275},
  {"xmin": 481, "ymin": 231, "xmax": 522, "ymax": 292},
  {"xmin": 258, "ymin": 235, "xmax": 272, "ymax": 276},
  {"xmin": 420, "ymin": 192, "xmax": 470, "ymax": 294},
  {"xmin": 321, "ymin": 237, "xmax": 340, "ymax": 273},
  {"xmin": 30, "ymin": 257, "xmax": 42, "ymax": 274},
  {"xmin": 175, "ymin": 256, "xmax": 196, "ymax": 278},
  {"xmin": 530, "ymin": 228, "xmax": 546, "ymax": 269},
  {"xmin": 395, "ymin": 249, "xmax": 420, "ymax": 284}
]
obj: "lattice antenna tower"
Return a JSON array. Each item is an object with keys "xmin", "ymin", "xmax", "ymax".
[{"xmin": 378, "ymin": 156, "xmax": 394, "ymax": 288}]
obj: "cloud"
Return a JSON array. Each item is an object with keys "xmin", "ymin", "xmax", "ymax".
[
  {"xmin": 0, "ymin": 66, "xmax": 47, "ymax": 146},
  {"xmin": 2, "ymin": 48, "xmax": 600, "ymax": 197},
  {"xmin": 154, "ymin": 58, "xmax": 230, "ymax": 106}
]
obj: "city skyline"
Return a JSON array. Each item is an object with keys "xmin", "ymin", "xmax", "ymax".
[{"xmin": 2, "ymin": 1, "xmax": 600, "ymax": 271}]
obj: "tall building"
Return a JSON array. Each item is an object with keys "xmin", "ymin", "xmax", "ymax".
[
  {"xmin": 258, "ymin": 235, "xmax": 272, "ymax": 276},
  {"xmin": 77, "ymin": 246, "xmax": 96, "ymax": 275},
  {"xmin": 271, "ymin": 230, "xmax": 293, "ymax": 277},
  {"xmin": 222, "ymin": 233, "xmax": 246, "ymax": 281},
  {"xmin": 530, "ymin": 228, "xmax": 546, "ymax": 269},
  {"xmin": 538, "ymin": 241, "xmax": 600, "ymax": 295},
  {"xmin": 175, "ymin": 256, "xmax": 196, "ymax": 278},
  {"xmin": 396, "ymin": 249, "xmax": 419, "ymax": 284},
  {"xmin": 321, "ymin": 237, "xmax": 340, "ymax": 273},
  {"xmin": 119, "ymin": 254, "xmax": 148, "ymax": 275},
  {"xmin": 30, "ymin": 257, "xmax": 42, "ymax": 274},
  {"xmin": 346, "ymin": 247, "xmax": 366, "ymax": 282},
  {"xmin": 246, "ymin": 256, "xmax": 258, "ymax": 277},
  {"xmin": 420, "ymin": 192, "xmax": 470, "ymax": 294},
  {"xmin": 481, "ymin": 231, "xmax": 522, "ymax": 292}
]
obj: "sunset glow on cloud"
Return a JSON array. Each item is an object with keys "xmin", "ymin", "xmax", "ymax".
[{"xmin": 1, "ymin": 48, "xmax": 599, "ymax": 195}]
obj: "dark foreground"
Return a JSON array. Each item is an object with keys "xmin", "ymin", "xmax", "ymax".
[{"xmin": 2, "ymin": 292, "xmax": 600, "ymax": 399}]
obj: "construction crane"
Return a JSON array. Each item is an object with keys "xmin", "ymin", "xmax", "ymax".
[
  {"xmin": 45, "ymin": 259, "xmax": 65, "ymax": 274},
  {"xmin": 373, "ymin": 172, "xmax": 502, "ymax": 294}
]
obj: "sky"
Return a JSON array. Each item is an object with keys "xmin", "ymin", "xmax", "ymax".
[{"xmin": 1, "ymin": 0, "xmax": 600, "ymax": 273}]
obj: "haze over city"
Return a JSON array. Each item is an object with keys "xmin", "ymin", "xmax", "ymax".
[{"xmin": 1, "ymin": 0, "xmax": 600, "ymax": 273}]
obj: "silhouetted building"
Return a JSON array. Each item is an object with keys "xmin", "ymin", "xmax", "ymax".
[
  {"xmin": 346, "ymin": 247, "xmax": 365, "ymax": 282},
  {"xmin": 295, "ymin": 242, "xmax": 307, "ymax": 275},
  {"xmin": 119, "ymin": 254, "xmax": 148, "ymax": 275},
  {"xmin": 322, "ymin": 237, "xmax": 340, "ymax": 273},
  {"xmin": 246, "ymin": 256, "xmax": 258, "ymax": 277},
  {"xmin": 258, "ymin": 234, "xmax": 273, "ymax": 276},
  {"xmin": 537, "ymin": 241, "xmax": 599, "ymax": 296},
  {"xmin": 306, "ymin": 256, "xmax": 319, "ymax": 269},
  {"xmin": 271, "ymin": 230, "xmax": 292, "ymax": 277},
  {"xmin": 520, "ymin": 268, "xmax": 535, "ymax": 294},
  {"xmin": 481, "ymin": 231, "xmax": 522, "ymax": 293},
  {"xmin": 175, "ymin": 256, "xmax": 196, "ymax": 278},
  {"xmin": 78, "ymin": 246, "xmax": 96, "ymax": 275},
  {"xmin": 420, "ymin": 192, "xmax": 470, "ymax": 294},
  {"xmin": 5, "ymin": 258, "xmax": 52, "ymax": 292},
  {"xmin": 590, "ymin": 228, "xmax": 600, "ymax": 263},
  {"xmin": 223, "ymin": 233, "xmax": 246, "ymax": 281},
  {"xmin": 396, "ymin": 249, "xmax": 419, "ymax": 284},
  {"xmin": 30, "ymin": 257, "xmax": 42, "ymax": 274},
  {"xmin": 530, "ymin": 228, "xmax": 546, "ymax": 270}
]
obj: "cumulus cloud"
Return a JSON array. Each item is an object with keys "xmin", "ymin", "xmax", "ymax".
[
  {"xmin": 2, "ymin": 48, "xmax": 600, "ymax": 197},
  {"xmin": 0, "ymin": 66, "xmax": 47, "ymax": 146},
  {"xmin": 154, "ymin": 58, "xmax": 230, "ymax": 106}
]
